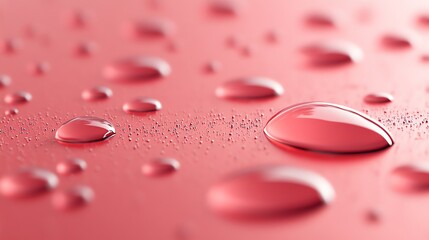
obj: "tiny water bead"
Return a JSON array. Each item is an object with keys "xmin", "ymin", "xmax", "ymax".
[
  {"xmin": 75, "ymin": 41, "xmax": 97, "ymax": 56},
  {"xmin": 305, "ymin": 12, "xmax": 336, "ymax": 28},
  {"xmin": 125, "ymin": 18, "xmax": 175, "ymax": 39},
  {"xmin": 56, "ymin": 158, "xmax": 87, "ymax": 175},
  {"xmin": 103, "ymin": 56, "xmax": 171, "ymax": 82},
  {"xmin": 209, "ymin": 0, "xmax": 240, "ymax": 16},
  {"xmin": 5, "ymin": 108, "xmax": 19, "ymax": 116},
  {"xmin": 0, "ymin": 168, "xmax": 58, "ymax": 199},
  {"xmin": 4, "ymin": 91, "xmax": 32, "ymax": 104},
  {"xmin": 390, "ymin": 163, "xmax": 429, "ymax": 191},
  {"xmin": 0, "ymin": 75, "xmax": 11, "ymax": 88},
  {"xmin": 55, "ymin": 116, "xmax": 116, "ymax": 143},
  {"xmin": 81, "ymin": 86, "xmax": 112, "ymax": 101},
  {"xmin": 207, "ymin": 165, "xmax": 335, "ymax": 219},
  {"xmin": 204, "ymin": 61, "xmax": 222, "ymax": 74},
  {"xmin": 52, "ymin": 185, "xmax": 94, "ymax": 210},
  {"xmin": 142, "ymin": 158, "xmax": 180, "ymax": 177},
  {"xmin": 123, "ymin": 97, "xmax": 162, "ymax": 113},
  {"xmin": 381, "ymin": 34, "xmax": 414, "ymax": 49},
  {"xmin": 364, "ymin": 92, "xmax": 393, "ymax": 104},
  {"xmin": 0, "ymin": 38, "xmax": 21, "ymax": 53},
  {"xmin": 302, "ymin": 40, "xmax": 363, "ymax": 66},
  {"xmin": 28, "ymin": 61, "xmax": 50, "ymax": 75},
  {"xmin": 216, "ymin": 77, "xmax": 284, "ymax": 99},
  {"xmin": 264, "ymin": 102, "xmax": 394, "ymax": 154}
]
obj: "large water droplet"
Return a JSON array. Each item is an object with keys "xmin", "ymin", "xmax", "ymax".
[
  {"xmin": 142, "ymin": 158, "xmax": 180, "ymax": 177},
  {"xmin": 103, "ymin": 56, "xmax": 171, "ymax": 82},
  {"xmin": 303, "ymin": 40, "xmax": 363, "ymax": 66},
  {"xmin": 52, "ymin": 185, "xmax": 94, "ymax": 210},
  {"xmin": 0, "ymin": 75, "xmax": 11, "ymax": 88},
  {"xmin": 125, "ymin": 18, "xmax": 174, "ymax": 39},
  {"xmin": 364, "ymin": 92, "xmax": 393, "ymax": 104},
  {"xmin": 81, "ymin": 86, "xmax": 112, "ymax": 101},
  {"xmin": 56, "ymin": 158, "xmax": 87, "ymax": 175},
  {"xmin": 391, "ymin": 163, "xmax": 429, "ymax": 191},
  {"xmin": 0, "ymin": 168, "xmax": 58, "ymax": 199},
  {"xmin": 4, "ymin": 91, "xmax": 32, "ymax": 105},
  {"xmin": 264, "ymin": 102, "xmax": 394, "ymax": 154},
  {"xmin": 123, "ymin": 97, "xmax": 162, "ymax": 113},
  {"xmin": 216, "ymin": 77, "xmax": 284, "ymax": 99},
  {"xmin": 208, "ymin": 165, "xmax": 335, "ymax": 220},
  {"xmin": 55, "ymin": 116, "xmax": 116, "ymax": 143}
]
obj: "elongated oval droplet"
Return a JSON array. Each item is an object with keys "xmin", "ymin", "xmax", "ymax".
[
  {"xmin": 364, "ymin": 92, "xmax": 393, "ymax": 104},
  {"xmin": 208, "ymin": 165, "xmax": 335, "ymax": 220},
  {"xmin": 125, "ymin": 18, "xmax": 174, "ymax": 39},
  {"xmin": 216, "ymin": 77, "xmax": 284, "ymax": 99},
  {"xmin": 4, "ymin": 91, "xmax": 32, "ymax": 104},
  {"xmin": 55, "ymin": 116, "xmax": 116, "ymax": 143},
  {"xmin": 209, "ymin": 0, "xmax": 240, "ymax": 16},
  {"xmin": 81, "ymin": 86, "xmax": 112, "ymax": 101},
  {"xmin": 391, "ymin": 163, "xmax": 429, "ymax": 192},
  {"xmin": 264, "ymin": 102, "xmax": 394, "ymax": 154},
  {"xmin": 381, "ymin": 33, "xmax": 414, "ymax": 49},
  {"xmin": 305, "ymin": 12, "xmax": 336, "ymax": 28},
  {"xmin": 123, "ymin": 97, "xmax": 162, "ymax": 113},
  {"xmin": 142, "ymin": 158, "xmax": 180, "ymax": 177},
  {"xmin": 0, "ymin": 168, "xmax": 58, "ymax": 199},
  {"xmin": 303, "ymin": 40, "xmax": 363, "ymax": 66},
  {"xmin": 56, "ymin": 158, "xmax": 87, "ymax": 175},
  {"xmin": 52, "ymin": 185, "xmax": 94, "ymax": 210},
  {"xmin": 103, "ymin": 56, "xmax": 171, "ymax": 82}
]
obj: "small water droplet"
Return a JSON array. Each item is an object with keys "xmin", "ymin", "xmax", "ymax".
[
  {"xmin": 52, "ymin": 185, "xmax": 94, "ymax": 210},
  {"xmin": 55, "ymin": 116, "xmax": 116, "ymax": 143},
  {"xmin": 104, "ymin": 56, "xmax": 171, "ymax": 82},
  {"xmin": 305, "ymin": 12, "xmax": 336, "ymax": 27},
  {"xmin": 4, "ymin": 91, "xmax": 32, "ymax": 105},
  {"xmin": 28, "ymin": 61, "xmax": 50, "ymax": 75},
  {"xmin": 75, "ymin": 41, "xmax": 97, "ymax": 56},
  {"xmin": 207, "ymin": 165, "xmax": 335, "ymax": 220},
  {"xmin": 0, "ymin": 38, "xmax": 21, "ymax": 53},
  {"xmin": 68, "ymin": 9, "xmax": 90, "ymax": 28},
  {"xmin": 125, "ymin": 18, "xmax": 174, "ymax": 39},
  {"xmin": 204, "ymin": 61, "xmax": 222, "ymax": 73},
  {"xmin": 81, "ymin": 86, "xmax": 112, "ymax": 101},
  {"xmin": 56, "ymin": 158, "xmax": 87, "ymax": 175},
  {"xmin": 381, "ymin": 33, "xmax": 413, "ymax": 49},
  {"xmin": 303, "ymin": 40, "xmax": 363, "ymax": 66},
  {"xmin": 264, "ymin": 102, "xmax": 394, "ymax": 154},
  {"xmin": 5, "ymin": 107, "xmax": 19, "ymax": 116},
  {"xmin": 364, "ymin": 93, "xmax": 393, "ymax": 104},
  {"xmin": 142, "ymin": 158, "xmax": 180, "ymax": 177},
  {"xmin": 216, "ymin": 77, "xmax": 284, "ymax": 99},
  {"xmin": 391, "ymin": 163, "xmax": 429, "ymax": 191},
  {"xmin": 123, "ymin": 97, "xmax": 162, "ymax": 113},
  {"xmin": 0, "ymin": 75, "xmax": 11, "ymax": 88},
  {"xmin": 209, "ymin": 0, "xmax": 240, "ymax": 16},
  {"xmin": 0, "ymin": 168, "xmax": 58, "ymax": 199}
]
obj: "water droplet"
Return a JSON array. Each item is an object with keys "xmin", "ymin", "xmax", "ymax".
[
  {"xmin": 0, "ymin": 38, "xmax": 21, "ymax": 53},
  {"xmin": 142, "ymin": 158, "xmax": 180, "ymax": 177},
  {"xmin": 207, "ymin": 165, "xmax": 335, "ymax": 219},
  {"xmin": 123, "ymin": 97, "xmax": 162, "ymax": 113},
  {"xmin": 216, "ymin": 77, "xmax": 284, "ymax": 99},
  {"xmin": 381, "ymin": 34, "xmax": 413, "ymax": 49},
  {"xmin": 103, "ymin": 56, "xmax": 171, "ymax": 82},
  {"xmin": 125, "ymin": 18, "xmax": 174, "ymax": 39},
  {"xmin": 305, "ymin": 12, "xmax": 336, "ymax": 27},
  {"xmin": 418, "ymin": 14, "xmax": 429, "ymax": 26},
  {"xmin": 28, "ymin": 61, "xmax": 50, "ymax": 75},
  {"xmin": 364, "ymin": 93, "xmax": 393, "ymax": 104},
  {"xmin": 391, "ymin": 163, "xmax": 429, "ymax": 191},
  {"xmin": 204, "ymin": 61, "xmax": 222, "ymax": 73},
  {"xmin": 52, "ymin": 185, "xmax": 94, "ymax": 210},
  {"xmin": 5, "ymin": 108, "xmax": 19, "ymax": 116},
  {"xmin": 0, "ymin": 75, "xmax": 11, "ymax": 88},
  {"xmin": 264, "ymin": 102, "xmax": 394, "ymax": 154},
  {"xmin": 68, "ymin": 9, "xmax": 90, "ymax": 28},
  {"xmin": 81, "ymin": 86, "xmax": 112, "ymax": 101},
  {"xmin": 56, "ymin": 158, "xmax": 87, "ymax": 175},
  {"xmin": 0, "ymin": 168, "xmax": 58, "ymax": 199},
  {"xmin": 303, "ymin": 40, "xmax": 363, "ymax": 66},
  {"xmin": 75, "ymin": 41, "xmax": 97, "ymax": 56},
  {"xmin": 4, "ymin": 91, "xmax": 32, "ymax": 105},
  {"xmin": 209, "ymin": 0, "xmax": 240, "ymax": 16},
  {"xmin": 55, "ymin": 116, "xmax": 116, "ymax": 143}
]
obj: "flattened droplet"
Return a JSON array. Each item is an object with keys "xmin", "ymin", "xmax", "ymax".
[
  {"xmin": 364, "ymin": 93, "xmax": 393, "ymax": 104},
  {"xmin": 123, "ymin": 97, "xmax": 162, "ymax": 113},
  {"xmin": 103, "ymin": 56, "xmax": 171, "ymax": 82},
  {"xmin": 391, "ymin": 163, "xmax": 429, "ymax": 191},
  {"xmin": 81, "ymin": 86, "xmax": 112, "ymax": 101},
  {"xmin": 55, "ymin": 116, "xmax": 116, "ymax": 143},
  {"xmin": 264, "ymin": 102, "xmax": 394, "ymax": 154},
  {"xmin": 216, "ymin": 77, "xmax": 284, "ymax": 99},
  {"xmin": 303, "ymin": 40, "xmax": 363, "ymax": 66},
  {"xmin": 52, "ymin": 185, "xmax": 94, "ymax": 210},
  {"xmin": 4, "ymin": 91, "xmax": 32, "ymax": 105},
  {"xmin": 142, "ymin": 158, "xmax": 180, "ymax": 177},
  {"xmin": 207, "ymin": 165, "xmax": 335, "ymax": 220},
  {"xmin": 56, "ymin": 158, "xmax": 87, "ymax": 175},
  {"xmin": 209, "ymin": 0, "xmax": 240, "ymax": 16},
  {"xmin": 0, "ymin": 168, "xmax": 58, "ymax": 199},
  {"xmin": 125, "ymin": 18, "xmax": 174, "ymax": 39},
  {"xmin": 381, "ymin": 33, "xmax": 414, "ymax": 49}
]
